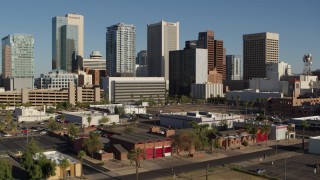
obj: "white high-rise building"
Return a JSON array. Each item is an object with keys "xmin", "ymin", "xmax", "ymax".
[
  {"xmin": 147, "ymin": 21, "xmax": 179, "ymax": 80},
  {"xmin": 106, "ymin": 23, "xmax": 136, "ymax": 77}
]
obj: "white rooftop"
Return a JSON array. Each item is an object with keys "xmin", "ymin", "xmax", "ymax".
[{"xmin": 38, "ymin": 151, "xmax": 78, "ymax": 164}]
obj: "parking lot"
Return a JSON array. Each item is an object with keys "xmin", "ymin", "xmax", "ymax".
[
  {"xmin": 247, "ymin": 153, "xmax": 320, "ymax": 180},
  {"xmin": 0, "ymin": 135, "xmax": 71, "ymax": 154}
]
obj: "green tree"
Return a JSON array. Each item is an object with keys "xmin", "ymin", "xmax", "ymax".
[
  {"xmin": 47, "ymin": 119, "xmax": 62, "ymax": 131},
  {"xmin": 37, "ymin": 154, "xmax": 56, "ymax": 179},
  {"xmin": 20, "ymin": 139, "xmax": 56, "ymax": 180},
  {"xmin": 301, "ymin": 120, "xmax": 309, "ymax": 150},
  {"xmin": 244, "ymin": 101, "xmax": 249, "ymax": 117},
  {"xmin": 83, "ymin": 133, "xmax": 103, "ymax": 157},
  {"xmin": 67, "ymin": 124, "xmax": 79, "ymax": 138},
  {"xmin": 123, "ymin": 126, "xmax": 135, "ymax": 134},
  {"xmin": 0, "ymin": 122, "xmax": 5, "ymax": 132},
  {"xmin": 114, "ymin": 106, "xmax": 125, "ymax": 116},
  {"xmin": 5, "ymin": 112, "xmax": 13, "ymax": 124},
  {"xmin": 10, "ymin": 122, "xmax": 17, "ymax": 135},
  {"xmin": 61, "ymin": 114, "xmax": 65, "ymax": 122},
  {"xmin": 172, "ymin": 132, "xmax": 199, "ymax": 156},
  {"xmin": 0, "ymin": 103, "xmax": 6, "ymax": 111},
  {"xmin": 242, "ymin": 140, "xmax": 248, "ymax": 149},
  {"xmin": 190, "ymin": 122, "xmax": 216, "ymax": 150},
  {"xmin": 78, "ymin": 150, "xmax": 86, "ymax": 179},
  {"xmin": 87, "ymin": 115, "xmax": 92, "ymax": 127},
  {"xmin": 59, "ymin": 158, "xmax": 70, "ymax": 180},
  {"xmin": 0, "ymin": 159, "xmax": 13, "ymax": 180},
  {"xmin": 99, "ymin": 116, "xmax": 109, "ymax": 126},
  {"xmin": 261, "ymin": 124, "xmax": 271, "ymax": 147},
  {"xmin": 128, "ymin": 148, "xmax": 144, "ymax": 180},
  {"xmin": 179, "ymin": 95, "xmax": 191, "ymax": 104}
]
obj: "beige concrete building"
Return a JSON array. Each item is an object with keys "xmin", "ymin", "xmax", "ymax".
[
  {"xmin": 0, "ymin": 82, "xmax": 103, "ymax": 106},
  {"xmin": 103, "ymin": 77, "xmax": 166, "ymax": 103},
  {"xmin": 147, "ymin": 21, "xmax": 179, "ymax": 80},
  {"xmin": 243, "ymin": 32, "xmax": 279, "ymax": 80},
  {"xmin": 39, "ymin": 151, "xmax": 81, "ymax": 180}
]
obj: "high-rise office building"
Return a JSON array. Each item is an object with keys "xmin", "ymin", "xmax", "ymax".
[
  {"xmin": 2, "ymin": 34, "xmax": 34, "ymax": 90},
  {"xmin": 147, "ymin": 21, "xmax": 179, "ymax": 80},
  {"xmin": 169, "ymin": 47, "xmax": 208, "ymax": 96},
  {"xmin": 226, "ymin": 55, "xmax": 241, "ymax": 80},
  {"xmin": 52, "ymin": 13, "xmax": 84, "ymax": 72},
  {"xmin": 137, "ymin": 50, "xmax": 147, "ymax": 65},
  {"xmin": 197, "ymin": 31, "xmax": 214, "ymax": 71},
  {"xmin": 214, "ymin": 40, "xmax": 226, "ymax": 80},
  {"xmin": 243, "ymin": 32, "xmax": 279, "ymax": 80},
  {"xmin": 136, "ymin": 50, "xmax": 148, "ymax": 77},
  {"xmin": 106, "ymin": 23, "xmax": 136, "ymax": 77}
]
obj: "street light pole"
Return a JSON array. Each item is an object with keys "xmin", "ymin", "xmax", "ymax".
[{"xmin": 285, "ymin": 156, "xmax": 290, "ymax": 180}]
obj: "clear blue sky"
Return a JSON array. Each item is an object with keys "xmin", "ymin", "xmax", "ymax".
[{"xmin": 0, "ymin": 0, "xmax": 319, "ymax": 77}]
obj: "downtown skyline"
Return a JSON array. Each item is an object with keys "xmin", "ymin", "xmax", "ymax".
[{"xmin": 0, "ymin": 0, "xmax": 319, "ymax": 76}]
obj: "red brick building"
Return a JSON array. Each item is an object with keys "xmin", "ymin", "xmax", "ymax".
[{"xmin": 109, "ymin": 133, "xmax": 172, "ymax": 160}]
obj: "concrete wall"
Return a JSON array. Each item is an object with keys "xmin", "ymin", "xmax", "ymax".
[{"xmin": 309, "ymin": 137, "xmax": 320, "ymax": 155}]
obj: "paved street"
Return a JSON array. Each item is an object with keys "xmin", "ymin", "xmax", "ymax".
[{"xmin": 247, "ymin": 153, "xmax": 320, "ymax": 180}]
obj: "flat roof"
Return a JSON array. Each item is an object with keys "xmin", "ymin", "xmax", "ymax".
[
  {"xmin": 37, "ymin": 151, "xmax": 78, "ymax": 164},
  {"xmin": 111, "ymin": 133, "xmax": 170, "ymax": 144},
  {"xmin": 113, "ymin": 144, "xmax": 128, "ymax": 153}
]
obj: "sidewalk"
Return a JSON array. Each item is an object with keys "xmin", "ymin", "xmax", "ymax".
[{"xmin": 82, "ymin": 138, "xmax": 303, "ymax": 177}]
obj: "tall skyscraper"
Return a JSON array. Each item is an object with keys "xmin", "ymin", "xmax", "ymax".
[
  {"xmin": 147, "ymin": 20, "xmax": 179, "ymax": 80},
  {"xmin": 243, "ymin": 32, "xmax": 279, "ymax": 80},
  {"xmin": 137, "ymin": 50, "xmax": 147, "ymax": 65},
  {"xmin": 106, "ymin": 23, "xmax": 136, "ymax": 77},
  {"xmin": 214, "ymin": 40, "xmax": 226, "ymax": 80},
  {"xmin": 169, "ymin": 46, "xmax": 208, "ymax": 96},
  {"xmin": 226, "ymin": 55, "xmax": 241, "ymax": 80},
  {"xmin": 197, "ymin": 31, "xmax": 214, "ymax": 71},
  {"xmin": 2, "ymin": 34, "xmax": 34, "ymax": 90},
  {"xmin": 52, "ymin": 13, "xmax": 84, "ymax": 72}
]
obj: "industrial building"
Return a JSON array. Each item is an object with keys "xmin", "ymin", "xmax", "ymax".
[
  {"xmin": 160, "ymin": 111, "xmax": 244, "ymax": 129},
  {"xmin": 63, "ymin": 111, "xmax": 119, "ymax": 126}
]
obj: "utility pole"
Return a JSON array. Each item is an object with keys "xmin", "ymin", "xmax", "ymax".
[{"xmin": 206, "ymin": 164, "xmax": 209, "ymax": 180}]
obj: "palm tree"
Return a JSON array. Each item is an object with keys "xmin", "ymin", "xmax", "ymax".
[
  {"xmin": 261, "ymin": 124, "xmax": 271, "ymax": 147},
  {"xmin": 10, "ymin": 122, "xmax": 17, "ymax": 135},
  {"xmin": 244, "ymin": 101, "xmax": 249, "ymax": 117},
  {"xmin": 78, "ymin": 150, "xmax": 86, "ymax": 179},
  {"xmin": 61, "ymin": 114, "xmax": 65, "ymax": 123},
  {"xmin": 301, "ymin": 120, "xmax": 309, "ymax": 150},
  {"xmin": 87, "ymin": 115, "xmax": 92, "ymax": 127},
  {"xmin": 286, "ymin": 124, "xmax": 294, "ymax": 143},
  {"xmin": 128, "ymin": 148, "xmax": 145, "ymax": 180},
  {"xmin": 59, "ymin": 158, "xmax": 70, "ymax": 180},
  {"xmin": 236, "ymin": 96, "xmax": 241, "ymax": 113}
]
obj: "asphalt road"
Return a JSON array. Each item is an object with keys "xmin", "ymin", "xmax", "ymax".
[{"xmin": 117, "ymin": 143, "xmax": 306, "ymax": 180}]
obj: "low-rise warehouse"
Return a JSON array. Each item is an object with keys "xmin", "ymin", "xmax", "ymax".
[
  {"xmin": 63, "ymin": 111, "xmax": 119, "ymax": 126},
  {"xmin": 160, "ymin": 111, "xmax": 244, "ymax": 129}
]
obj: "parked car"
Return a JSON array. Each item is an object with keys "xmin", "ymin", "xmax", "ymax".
[
  {"xmin": 3, "ymin": 134, "xmax": 12, "ymax": 137},
  {"xmin": 254, "ymin": 169, "xmax": 266, "ymax": 174}
]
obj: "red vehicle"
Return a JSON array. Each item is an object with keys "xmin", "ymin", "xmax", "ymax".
[{"xmin": 21, "ymin": 129, "xmax": 29, "ymax": 133}]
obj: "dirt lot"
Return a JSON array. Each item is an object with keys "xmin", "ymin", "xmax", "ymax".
[{"xmin": 155, "ymin": 166, "xmax": 264, "ymax": 180}]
